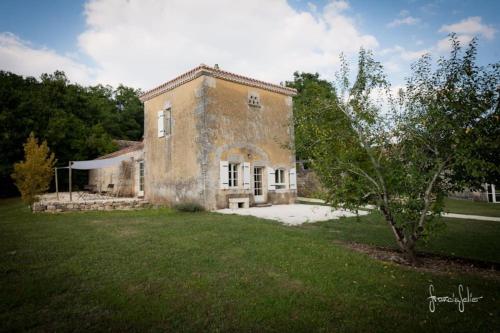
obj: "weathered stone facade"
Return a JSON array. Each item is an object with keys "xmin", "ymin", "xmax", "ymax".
[{"xmin": 140, "ymin": 65, "xmax": 298, "ymax": 210}]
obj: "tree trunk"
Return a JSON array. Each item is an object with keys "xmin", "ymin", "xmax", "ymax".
[
  {"xmin": 401, "ymin": 241, "xmax": 419, "ymax": 265},
  {"xmin": 380, "ymin": 205, "xmax": 420, "ymax": 265}
]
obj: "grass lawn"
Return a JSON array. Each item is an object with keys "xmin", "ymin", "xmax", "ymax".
[
  {"xmin": 303, "ymin": 212, "xmax": 500, "ymax": 264},
  {"xmin": 299, "ymin": 197, "xmax": 500, "ymax": 217},
  {"xmin": 1, "ymin": 198, "xmax": 499, "ymax": 332},
  {"xmin": 444, "ymin": 198, "xmax": 500, "ymax": 217}
]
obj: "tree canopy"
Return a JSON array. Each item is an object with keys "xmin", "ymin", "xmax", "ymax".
[
  {"xmin": 286, "ymin": 72, "xmax": 337, "ymax": 162},
  {"xmin": 0, "ymin": 71, "xmax": 143, "ymax": 197},
  {"xmin": 292, "ymin": 37, "xmax": 499, "ymax": 263}
]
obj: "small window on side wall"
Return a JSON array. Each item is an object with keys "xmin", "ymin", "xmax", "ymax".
[
  {"xmin": 248, "ymin": 93, "xmax": 260, "ymax": 107},
  {"xmin": 275, "ymin": 169, "xmax": 285, "ymax": 189}
]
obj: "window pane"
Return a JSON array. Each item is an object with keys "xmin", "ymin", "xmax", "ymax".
[{"xmin": 228, "ymin": 163, "xmax": 239, "ymax": 187}]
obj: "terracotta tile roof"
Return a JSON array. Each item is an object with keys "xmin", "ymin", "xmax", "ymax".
[
  {"xmin": 139, "ymin": 64, "xmax": 297, "ymax": 102},
  {"xmin": 96, "ymin": 141, "xmax": 143, "ymax": 160}
]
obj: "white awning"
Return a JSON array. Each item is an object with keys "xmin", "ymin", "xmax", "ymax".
[{"xmin": 70, "ymin": 155, "xmax": 131, "ymax": 170}]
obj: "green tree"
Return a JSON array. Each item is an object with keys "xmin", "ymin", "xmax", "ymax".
[
  {"xmin": 0, "ymin": 70, "xmax": 143, "ymax": 197},
  {"xmin": 286, "ymin": 72, "xmax": 337, "ymax": 162},
  {"xmin": 297, "ymin": 38, "xmax": 499, "ymax": 263},
  {"xmin": 12, "ymin": 133, "xmax": 56, "ymax": 206}
]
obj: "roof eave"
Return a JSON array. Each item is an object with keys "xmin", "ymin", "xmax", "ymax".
[{"xmin": 139, "ymin": 65, "xmax": 297, "ymax": 102}]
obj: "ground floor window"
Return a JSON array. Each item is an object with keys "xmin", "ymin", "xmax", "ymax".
[
  {"xmin": 275, "ymin": 168, "xmax": 285, "ymax": 189},
  {"xmin": 228, "ymin": 163, "xmax": 239, "ymax": 188}
]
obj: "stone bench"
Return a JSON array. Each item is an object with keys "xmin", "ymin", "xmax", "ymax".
[{"xmin": 228, "ymin": 197, "xmax": 249, "ymax": 209}]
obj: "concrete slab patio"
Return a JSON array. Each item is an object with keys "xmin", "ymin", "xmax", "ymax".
[{"xmin": 216, "ymin": 204, "xmax": 369, "ymax": 225}]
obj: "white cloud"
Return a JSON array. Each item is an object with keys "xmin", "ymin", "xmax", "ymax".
[
  {"xmin": 387, "ymin": 16, "xmax": 421, "ymax": 28},
  {"xmin": 0, "ymin": 32, "xmax": 95, "ymax": 84},
  {"xmin": 387, "ymin": 10, "xmax": 421, "ymax": 28},
  {"xmin": 399, "ymin": 10, "xmax": 410, "ymax": 17},
  {"xmin": 436, "ymin": 17, "xmax": 495, "ymax": 53},
  {"xmin": 439, "ymin": 16, "xmax": 496, "ymax": 40},
  {"xmin": 326, "ymin": 0, "xmax": 350, "ymax": 13},
  {"xmin": 307, "ymin": 2, "xmax": 317, "ymax": 13},
  {"xmin": 381, "ymin": 45, "xmax": 428, "ymax": 62},
  {"xmin": 76, "ymin": 0, "xmax": 377, "ymax": 89},
  {"xmin": 0, "ymin": 0, "xmax": 379, "ymax": 89},
  {"xmin": 435, "ymin": 34, "xmax": 474, "ymax": 53},
  {"xmin": 380, "ymin": 45, "xmax": 428, "ymax": 81}
]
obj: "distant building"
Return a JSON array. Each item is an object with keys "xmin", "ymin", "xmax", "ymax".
[
  {"xmin": 88, "ymin": 141, "xmax": 144, "ymax": 197},
  {"xmin": 450, "ymin": 184, "xmax": 499, "ymax": 203}
]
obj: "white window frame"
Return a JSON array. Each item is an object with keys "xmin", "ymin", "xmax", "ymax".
[
  {"xmin": 274, "ymin": 168, "xmax": 286, "ymax": 189},
  {"xmin": 228, "ymin": 163, "xmax": 239, "ymax": 188}
]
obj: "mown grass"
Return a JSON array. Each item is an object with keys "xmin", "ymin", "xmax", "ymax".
[
  {"xmin": 302, "ymin": 212, "xmax": 500, "ymax": 264},
  {"xmin": 0, "ymin": 198, "xmax": 499, "ymax": 332},
  {"xmin": 444, "ymin": 198, "xmax": 500, "ymax": 217}
]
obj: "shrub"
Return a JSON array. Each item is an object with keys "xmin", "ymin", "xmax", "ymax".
[
  {"xmin": 174, "ymin": 202, "xmax": 205, "ymax": 212},
  {"xmin": 11, "ymin": 133, "xmax": 56, "ymax": 206}
]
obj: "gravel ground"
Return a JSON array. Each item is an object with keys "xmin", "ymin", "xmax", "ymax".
[{"xmin": 216, "ymin": 204, "xmax": 369, "ymax": 225}]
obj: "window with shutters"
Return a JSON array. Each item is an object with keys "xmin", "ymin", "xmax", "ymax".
[
  {"xmin": 228, "ymin": 163, "xmax": 239, "ymax": 188},
  {"xmin": 274, "ymin": 169, "xmax": 285, "ymax": 189},
  {"xmin": 157, "ymin": 110, "xmax": 165, "ymax": 137},
  {"xmin": 164, "ymin": 108, "xmax": 172, "ymax": 136}
]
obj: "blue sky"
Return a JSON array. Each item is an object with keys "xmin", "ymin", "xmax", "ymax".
[{"xmin": 0, "ymin": 0, "xmax": 498, "ymax": 90}]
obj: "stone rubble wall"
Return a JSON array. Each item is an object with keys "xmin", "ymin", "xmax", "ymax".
[
  {"xmin": 297, "ymin": 169, "xmax": 325, "ymax": 198},
  {"xmin": 32, "ymin": 200, "xmax": 150, "ymax": 213}
]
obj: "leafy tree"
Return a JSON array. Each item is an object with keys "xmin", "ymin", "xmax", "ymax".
[
  {"xmin": 286, "ymin": 72, "xmax": 337, "ymax": 162},
  {"xmin": 296, "ymin": 37, "xmax": 499, "ymax": 263},
  {"xmin": 0, "ymin": 70, "xmax": 143, "ymax": 197},
  {"xmin": 12, "ymin": 133, "xmax": 56, "ymax": 206}
]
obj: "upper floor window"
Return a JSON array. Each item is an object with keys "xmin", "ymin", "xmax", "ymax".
[
  {"xmin": 248, "ymin": 93, "xmax": 260, "ymax": 107},
  {"xmin": 164, "ymin": 108, "xmax": 172, "ymax": 136},
  {"xmin": 228, "ymin": 163, "xmax": 239, "ymax": 187},
  {"xmin": 275, "ymin": 169, "xmax": 285, "ymax": 189},
  {"xmin": 157, "ymin": 108, "xmax": 172, "ymax": 137}
]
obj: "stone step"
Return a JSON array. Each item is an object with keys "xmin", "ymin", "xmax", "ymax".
[{"xmin": 253, "ymin": 203, "xmax": 272, "ymax": 207}]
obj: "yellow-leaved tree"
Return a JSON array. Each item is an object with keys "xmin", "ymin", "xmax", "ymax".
[{"xmin": 12, "ymin": 133, "xmax": 56, "ymax": 206}]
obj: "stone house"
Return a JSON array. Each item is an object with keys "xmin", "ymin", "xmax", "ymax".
[
  {"xmin": 90, "ymin": 64, "xmax": 298, "ymax": 210},
  {"xmin": 88, "ymin": 141, "xmax": 144, "ymax": 197}
]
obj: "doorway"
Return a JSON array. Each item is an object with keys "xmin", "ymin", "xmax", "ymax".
[
  {"xmin": 136, "ymin": 160, "xmax": 144, "ymax": 197},
  {"xmin": 253, "ymin": 167, "xmax": 266, "ymax": 203}
]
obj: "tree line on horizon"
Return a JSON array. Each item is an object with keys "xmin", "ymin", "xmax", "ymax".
[{"xmin": 0, "ymin": 70, "xmax": 144, "ymax": 197}]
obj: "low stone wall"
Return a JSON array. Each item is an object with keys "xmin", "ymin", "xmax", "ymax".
[
  {"xmin": 33, "ymin": 199, "xmax": 150, "ymax": 213},
  {"xmin": 297, "ymin": 169, "xmax": 325, "ymax": 198}
]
